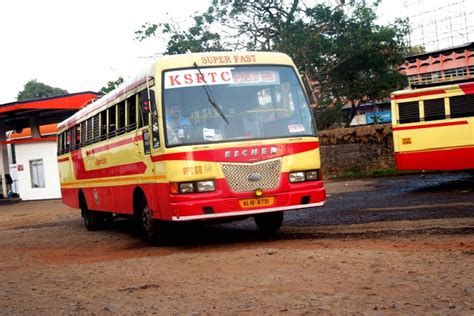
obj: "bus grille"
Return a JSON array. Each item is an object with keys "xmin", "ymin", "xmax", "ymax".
[{"xmin": 220, "ymin": 158, "xmax": 282, "ymax": 192}]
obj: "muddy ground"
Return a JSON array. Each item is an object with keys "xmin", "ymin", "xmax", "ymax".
[{"xmin": 0, "ymin": 172, "xmax": 473, "ymax": 315}]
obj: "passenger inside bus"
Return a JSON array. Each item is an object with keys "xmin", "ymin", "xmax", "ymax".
[{"xmin": 165, "ymin": 102, "xmax": 192, "ymax": 144}]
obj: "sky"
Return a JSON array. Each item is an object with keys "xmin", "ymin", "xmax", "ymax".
[
  {"xmin": 0, "ymin": 0, "xmax": 472, "ymax": 104},
  {"xmin": 0, "ymin": 0, "xmax": 205, "ymax": 104}
]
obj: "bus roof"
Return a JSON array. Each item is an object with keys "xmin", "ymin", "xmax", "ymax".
[
  {"xmin": 391, "ymin": 81, "xmax": 474, "ymax": 100},
  {"xmin": 57, "ymin": 51, "xmax": 293, "ymax": 132}
]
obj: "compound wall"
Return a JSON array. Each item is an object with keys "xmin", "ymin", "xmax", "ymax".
[{"xmin": 319, "ymin": 124, "xmax": 395, "ymax": 176}]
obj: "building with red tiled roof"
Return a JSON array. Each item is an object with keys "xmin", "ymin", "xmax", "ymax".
[
  {"xmin": 0, "ymin": 92, "xmax": 100, "ymax": 201},
  {"xmin": 400, "ymin": 42, "xmax": 474, "ymax": 88}
]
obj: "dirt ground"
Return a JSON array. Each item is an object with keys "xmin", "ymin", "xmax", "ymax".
[{"xmin": 0, "ymin": 173, "xmax": 473, "ymax": 315}]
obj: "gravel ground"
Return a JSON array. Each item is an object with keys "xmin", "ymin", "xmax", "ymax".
[{"xmin": 0, "ymin": 172, "xmax": 473, "ymax": 315}]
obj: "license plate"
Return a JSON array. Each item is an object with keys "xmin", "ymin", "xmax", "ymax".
[{"xmin": 239, "ymin": 197, "xmax": 275, "ymax": 208}]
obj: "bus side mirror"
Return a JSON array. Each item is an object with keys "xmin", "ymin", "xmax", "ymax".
[{"xmin": 140, "ymin": 89, "xmax": 156, "ymax": 115}]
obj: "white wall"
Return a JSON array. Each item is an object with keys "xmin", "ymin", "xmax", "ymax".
[{"xmin": 14, "ymin": 141, "xmax": 61, "ymax": 200}]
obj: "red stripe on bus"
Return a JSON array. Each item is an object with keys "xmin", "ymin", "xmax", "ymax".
[
  {"xmin": 57, "ymin": 157, "xmax": 70, "ymax": 163},
  {"xmin": 391, "ymin": 89, "xmax": 445, "ymax": 100},
  {"xmin": 460, "ymin": 82, "xmax": 474, "ymax": 95},
  {"xmin": 395, "ymin": 146, "xmax": 474, "ymax": 171},
  {"xmin": 151, "ymin": 141, "xmax": 320, "ymax": 163},
  {"xmin": 86, "ymin": 135, "xmax": 144, "ymax": 156},
  {"xmin": 392, "ymin": 120, "xmax": 468, "ymax": 131},
  {"xmin": 71, "ymin": 149, "xmax": 147, "ymax": 180}
]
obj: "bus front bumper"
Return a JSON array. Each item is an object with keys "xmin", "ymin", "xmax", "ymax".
[{"xmin": 168, "ymin": 185, "xmax": 326, "ymax": 221}]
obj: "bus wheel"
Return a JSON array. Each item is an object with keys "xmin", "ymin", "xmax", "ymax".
[
  {"xmin": 80, "ymin": 197, "xmax": 103, "ymax": 231},
  {"xmin": 254, "ymin": 211, "xmax": 283, "ymax": 235},
  {"xmin": 139, "ymin": 201, "xmax": 164, "ymax": 245}
]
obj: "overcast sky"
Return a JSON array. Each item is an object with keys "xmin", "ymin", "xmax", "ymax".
[{"xmin": 0, "ymin": 0, "xmax": 471, "ymax": 104}]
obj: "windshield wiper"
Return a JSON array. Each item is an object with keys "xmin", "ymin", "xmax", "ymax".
[{"xmin": 193, "ymin": 62, "xmax": 229, "ymax": 125}]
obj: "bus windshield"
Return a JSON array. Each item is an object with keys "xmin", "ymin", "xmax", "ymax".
[{"xmin": 163, "ymin": 65, "xmax": 316, "ymax": 146}]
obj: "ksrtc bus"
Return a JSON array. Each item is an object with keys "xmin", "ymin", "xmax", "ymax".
[
  {"xmin": 391, "ymin": 81, "xmax": 474, "ymax": 171},
  {"xmin": 57, "ymin": 52, "xmax": 326, "ymax": 243}
]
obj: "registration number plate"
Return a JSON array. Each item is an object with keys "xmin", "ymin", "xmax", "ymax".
[{"xmin": 239, "ymin": 197, "xmax": 275, "ymax": 208}]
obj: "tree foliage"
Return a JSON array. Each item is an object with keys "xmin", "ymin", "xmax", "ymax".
[
  {"xmin": 136, "ymin": 0, "xmax": 409, "ymax": 127},
  {"xmin": 17, "ymin": 79, "xmax": 68, "ymax": 101},
  {"xmin": 135, "ymin": 14, "xmax": 224, "ymax": 54},
  {"xmin": 99, "ymin": 77, "xmax": 124, "ymax": 95}
]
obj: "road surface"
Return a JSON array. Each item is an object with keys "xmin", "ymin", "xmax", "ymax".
[{"xmin": 0, "ymin": 172, "xmax": 473, "ymax": 314}]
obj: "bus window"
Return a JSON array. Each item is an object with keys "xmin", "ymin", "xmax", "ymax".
[
  {"xmin": 100, "ymin": 111, "xmax": 107, "ymax": 140},
  {"xmin": 70, "ymin": 127, "xmax": 76, "ymax": 150},
  {"xmin": 117, "ymin": 101, "xmax": 126, "ymax": 135},
  {"xmin": 398, "ymin": 101, "xmax": 420, "ymax": 124},
  {"xmin": 127, "ymin": 95, "xmax": 137, "ymax": 131},
  {"xmin": 138, "ymin": 91, "xmax": 149, "ymax": 127},
  {"xmin": 450, "ymin": 94, "xmax": 474, "ymax": 118},
  {"xmin": 80, "ymin": 121, "xmax": 87, "ymax": 145},
  {"xmin": 162, "ymin": 66, "xmax": 315, "ymax": 146},
  {"xmin": 66, "ymin": 129, "xmax": 71, "ymax": 152},
  {"xmin": 93, "ymin": 114, "xmax": 100, "ymax": 142},
  {"xmin": 57, "ymin": 133, "xmax": 63, "ymax": 154},
  {"xmin": 424, "ymin": 98, "xmax": 445, "ymax": 121},
  {"xmin": 86, "ymin": 118, "xmax": 93, "ymax": 145},
  {"xmin": 75, "ymin": 125, "xmax": 81, "ymax": 148},
  {"xmin": 108, "ymin": 106, "xmax": 116, "ymax": 137}
]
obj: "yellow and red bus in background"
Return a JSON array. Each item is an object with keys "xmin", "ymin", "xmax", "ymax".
[
  {"xmin": 391, "ymin": 81, "xmax": 474, "ymax": 171},
  {"xmin": 57, "ymin": 52, "xmax": 326, "ymax": 244}
]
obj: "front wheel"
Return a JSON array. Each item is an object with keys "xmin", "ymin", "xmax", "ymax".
[
  {"xmin": 139, "ymin": 199, "xmax": 168, "ymax": 245},
  {"xmin": 254, "ymin": 211, "xmax": 283, "ymax": 235}
]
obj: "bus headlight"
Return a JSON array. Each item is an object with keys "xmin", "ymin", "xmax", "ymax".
[
  {"xmin": 179, "ymin": 183, "xmax": 194, "ymax": 194},
  {"xmin": 175, "ymin": 180, "xmax": 216, "ymax": 194},
  {"xmin": 289, "ymin": 170, "xmax": 320, "ymax": 183},
  {"xmin": 305, "ymin": 170, "xmax": 320, "ymax": 181},
  {"xmin": 196, "ymin": 180, "xmax": 215, "ymax": 192},
  {"xmin": 289, "ymin": 172, "xmax": 305, "ymax": 183}
]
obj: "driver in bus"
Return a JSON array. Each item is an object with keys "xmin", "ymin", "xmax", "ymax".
[{"xmin": 166, "ymin": 103, "xmax": 192, "ymax": 144}]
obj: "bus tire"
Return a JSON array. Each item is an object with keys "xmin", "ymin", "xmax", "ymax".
[
  {"xmin": 80, "ymin": 195, "xmax": 103, "ymax": 231},
  {"xmin": 254, "ymin": 211, "xmax": 283, "ymax": 235},
  {"xmin": 138, "ymin": 198, "xmax": 167, "ymax": 245}
]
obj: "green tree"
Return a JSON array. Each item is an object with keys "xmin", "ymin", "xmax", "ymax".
[
  {"xmin": 136, "ymin": 0, "xmax": 409, "ymax": 127},
  {"xmin": 135, "ymin": 14, "xmax": 224, "ymax": 54},
  {"xmin": 291, "ymin": 2, "xmax": 409, "ymax": 126},
  {"xmin": 17, "ymin": 79, "xmax": 68, "ymax": 101},
  {"xmin": 99, "ymin": 77, "xmax": 124, "ymax": 95}
]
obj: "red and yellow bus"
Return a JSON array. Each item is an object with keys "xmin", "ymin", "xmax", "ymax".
[
  {"xmin": 391, "ymin": 81, "xmax": 474, "ymax": 171},
  {"xmin": 57, "ymin": 52, "xmax": 326, "ymax": 243}
]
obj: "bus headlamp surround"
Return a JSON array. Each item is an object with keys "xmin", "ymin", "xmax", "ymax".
[
  {"xmin": 176, "ymin": 180, "xmax": 216, "ymax": 194},
  {"xmin": 196, "ymin": 180, "xmax": 215, "ymax": 192},
  {"xmin": 179, "ymin": 183, "xmax": 194, "ymax": 194},
  {"xmin": 289, "ymin": 172, "xmax": 305, "ymax": 183},
  {"xmin": 289, "ymin": 170, "xmax": 320, "ymax": 183},
  {"xmin": 305, "ymin": 170, "xmax": 320, "ymax": 180}
]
